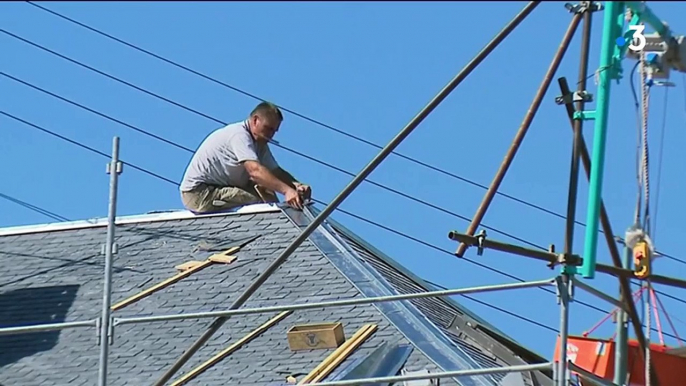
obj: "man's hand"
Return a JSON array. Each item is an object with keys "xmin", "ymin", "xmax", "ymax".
[
  {"xmin": 284, "ymin": 187, "xmax": 304, "ymax": 210},
  {"xmin": 294, "ymin": 183, "xmax": 312, "ymax": 200}
]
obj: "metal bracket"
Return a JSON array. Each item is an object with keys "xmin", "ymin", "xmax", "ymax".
[
  {"xmin": 555, "ymin": 90, "xmax": 593, "ymax": 105},
  {"xmin": 546, "ymin": 245, "xmax": 583, "ymax": 270},
  {"xmin": 108, "ymin": 316, "xmax": 115, "ymax": 345},
  {"xmin": 555, "ymin": 276, "xmax": 574, "ymax": 304},
  {"xmin": 564, "ymin": 1, "xmax": 602, "ymax": 14},
  {"xmin": 572, "ymin": 110, "xmax": 596, "ymax": 121},
  {"xmin": 95, "ymin": 317, "xmax": 115, "ymax": 345},
  {"xmin": 95, "ymin": 317, "xmax": 101, "ymax": 344},
  {"xmin": 101, "ymin": 242, "xmax": 118, "ymax": 255},
  {"xmin": 475, "ymin": 229, "xmax": 487, "ymax": 256},
  {"xmin": 106, "ymin": 161, "xmax": 123, "ymax": 175}
]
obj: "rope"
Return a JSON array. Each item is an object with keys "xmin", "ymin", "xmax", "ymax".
[
  {"xmin": 652, "ymin": 87, "xmax": 669, "ymax": 243},
  {"xmin": 636, "ymin": 40, "xmax": 655, "ymax": 386},
  {"xmin": 639, "ymin": 54, "xmax": 651, "ymax": 234},
  {"xmin": 645, "ymin": 281, "xmax": 652, "ymax": 386}
]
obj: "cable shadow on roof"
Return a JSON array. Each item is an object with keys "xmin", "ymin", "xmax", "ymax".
[{"xmin": 0, "ymin": 284, "xmax": 79, "ymax": 369}]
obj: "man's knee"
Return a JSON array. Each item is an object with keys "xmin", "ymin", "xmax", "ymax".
[
  {"xmin": 181, "ymin": 190, "xmax": 213, "ymax": 213},
  {"xmin": 182, "ymin": 185, "xmax": 269, "ymax": 214}
]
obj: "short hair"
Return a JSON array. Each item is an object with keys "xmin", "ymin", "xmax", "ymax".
[{"xmin": 250, "ymin": 101, "xmax": 283, "ymax": 123}]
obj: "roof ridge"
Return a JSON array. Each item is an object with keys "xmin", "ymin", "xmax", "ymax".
[{"xmin": 0, "ymin": 203, "xmax": 280, "ymax": 237}]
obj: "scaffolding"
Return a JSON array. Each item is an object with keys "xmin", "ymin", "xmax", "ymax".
[{"xmin": 3, "ymin": 1, "xmax": 686, "ymax": 386}]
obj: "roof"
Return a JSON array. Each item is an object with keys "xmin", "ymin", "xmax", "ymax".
[{"xmin": 0, "ymin": 202, "xmax": 553, "ymax": 386}]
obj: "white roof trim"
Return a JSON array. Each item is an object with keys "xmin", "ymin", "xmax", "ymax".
[{"xmin": 0, "ymin": 203, "xmax": 281, "ymax": 237}]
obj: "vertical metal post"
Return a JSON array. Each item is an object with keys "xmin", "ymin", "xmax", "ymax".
[
  {"xmin": 557, "ymin": 275, "xmax": 571, "ymax": 386},
  {"xmin": 613, "ymin": 246, "xmax": 632, "ymax": 385},
  {"xmin": 98, "ymin": 136, "xmax": 121, "ymax": 386},
  {"xmin": 562, "ymin": 1, "xmax": 593, "ymax": 275},
  {"xmin": 581, "ymin": 1, "xmax": 625, "ymax": 278}
]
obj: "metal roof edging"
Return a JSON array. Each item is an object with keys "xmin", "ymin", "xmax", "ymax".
[
  {"xmin": 280, "ymin": 205, "xmax": 498, "ymax": 386},
  {"xmin": 306, "ymin": 204, "xmax": 549, "ymax": 365}
]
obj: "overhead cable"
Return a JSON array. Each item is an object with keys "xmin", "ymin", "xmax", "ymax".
[
  {"xmin": 4, "ymin": 26, "xmax": 686, "ymax": 266},
  {"xmin": 2, "ymin": 13, "xmax": 583, "ymax": 227}
]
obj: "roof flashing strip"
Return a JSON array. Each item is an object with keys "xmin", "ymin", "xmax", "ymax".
[
  {"xmin": 0, "ymin": 203, "xmax": 280, "ymax": 237},
  {"xmin": 281, "ymin": 206, "xmax": 500, "ymax": 386}
]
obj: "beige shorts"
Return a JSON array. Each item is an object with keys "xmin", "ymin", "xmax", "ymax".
[{"xmin": 181, "ymin": 183, "xmax": 278, "ymax": 214}]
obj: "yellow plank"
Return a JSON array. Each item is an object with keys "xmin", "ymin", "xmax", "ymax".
[
  {"xmin": 111, "ymin": 260, "xmax": 213, "ymax": 311},
  {"xmin": 175, "ymin": 261, "xmax": 205, "ymax": 272},
  {"xmin": 298, "ymin": 324, "xmax": 376, "ymax": 385},
  {"xmin": 111, "ymin": 246, "xmax": 239, "ymax": 311},
  {"xmin": 310, "ymin": 324, "xmax": 377, "ymax": 383},
  {"xmin": 169, "ymin": 310, "xmax": 293, "ymax": 386},
  {"xmin": 208, "ymin": 254, "xmax": 237, "ymax": 264}
]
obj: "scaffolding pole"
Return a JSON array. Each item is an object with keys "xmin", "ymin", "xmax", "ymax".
[
  {"xmin": 304, "ymin": 362, "xmax": 554, "ymax": 386},
  {"xmin": 0, "ymin": 320, "xmax": 97, "ymax": 336},
  {"xmin": 113, "ymin": 278, "xmax": 554, "ymax": 326},
  {"xmin": 556, "ymin": 276, "xmax": 571, "ymax": 386},
  {"xmin": 455, "ymin": 9, "xmax": 582, "ymax": 258},
  {"xmin": 569, "ymin": 362, "xmax": 620, "ymax": 386},
  {"xmin": 98, "ymin": 136, "xmax": 122, "ymax": 386},
  {"xmin": 614, "ymin": 246, "xmax": 633, "ymax": 385},
  {"xmin": 152, "ymin": 3, "xmax": 541, "ymax": 384},
  {"xmin": 447, "ymin": 231, "xmax": 686, "ymax": 289}
]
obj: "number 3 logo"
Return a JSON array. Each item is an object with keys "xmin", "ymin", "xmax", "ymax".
[{"xmin": 628, "ymin": 24, "xmax": 646, "ymax": 52}]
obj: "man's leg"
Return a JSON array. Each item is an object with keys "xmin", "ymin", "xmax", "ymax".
[{"xmin": 181, "ymin": 184, "xmax": 264, "ymax": 213}]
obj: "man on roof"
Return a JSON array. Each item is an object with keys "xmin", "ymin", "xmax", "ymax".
[{"xmin": 180, "ymin": 101, "xmax": 311, "ymax": 213}]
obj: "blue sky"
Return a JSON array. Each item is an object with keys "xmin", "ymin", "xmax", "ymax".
[{"xmin": 2, "ymin": 1, "xmax": 686, "ymax": 361}]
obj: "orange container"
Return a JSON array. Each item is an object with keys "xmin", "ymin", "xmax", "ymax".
[{"xmin": 553, "ymin": 335, "xmax": 686, "ymax": 385}]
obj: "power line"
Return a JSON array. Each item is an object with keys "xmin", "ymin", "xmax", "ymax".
[
  {"xmin": 5, "ymin": 25, "xmax": 686, "ymax": 267},
  {"xmin": 11, "ymin": 8, "xmax": 583, "ymax": 227},
  {"xmin": 3, "ymin": 55, "xmax": 685, "ymax": 312},
  {"xmin": 424, "ymin": 279, "xmax": 558, "ymax": 333},
  {"xmin": 1, "ymin": 109, "xmax": 681, "ymax": 340},
  {"xmin": 0, "ymin": 192, "xmax": 70, "ymax": 222},
  {"xmin": 0, "ymin": 70, "xmax": 545, "ymax": 250},
  {"xmin": 0, "ymin": 110, "xmax": 179, "ymax": 187}
]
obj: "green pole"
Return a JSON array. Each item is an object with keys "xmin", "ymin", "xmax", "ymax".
[{"xmin": 581, "ymin": 1, "xmax": 625, "ymax": 278}]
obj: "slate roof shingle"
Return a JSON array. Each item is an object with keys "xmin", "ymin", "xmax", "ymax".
[{"xmin": 0, "ymin": 203, "xmax": 552, "ymax": 386}]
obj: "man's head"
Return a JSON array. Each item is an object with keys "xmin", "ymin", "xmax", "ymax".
[{"xmin": 248, "ymin": 101, "xmax": 283, "ymax": 143}]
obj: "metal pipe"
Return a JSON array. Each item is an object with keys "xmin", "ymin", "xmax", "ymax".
[
  {"xmin": 98, "ymin": 136, "xmax": 121, "ymax": 386},
  {"xmin": 152, "ymin": 4, "xmax": 541, "ymax": 384},
  {"xmin": 571, "ymin": 276, "xmax": 624, "ymax": 310},
  {"xmin": 114, "ymin": 278, "xmax": 555, "ymax": 326},
  {"xmin": 556, "ymin": 276, "xmax": 571, "ymax": 386},
  {"xmin": 305, "ymin": 362, "xmax": 554, "ymax": 386},
  {"xmin": 569, "ymin": 362, "xmax": 620, "ymax": 386},
  {"xmin": 581, "ymin": 1, "xmax": 625, "ymax": 279},
  {"xmin": 448, "ymin": 231, "xmax": 686, "ymax": 289},
  {"xmin": 614, "ymin": 246, "xmax": 632, "ymax": 386},
  {"xmin": 0, "ymin": 319, "xmax": 97, "ymax": 336},
  {"xmin": 562, "ymin": 2, "xmax": 593, "ymax": 276},
  {"xmin": 449, "ymin": 231, "xmax": 581, "ymax": 265},
  {"xmin": 455, "ymin": 12, "xmax": 582, "ymax": 257}
]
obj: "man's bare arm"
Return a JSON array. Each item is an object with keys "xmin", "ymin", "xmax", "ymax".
[
  {"xmin": 273, "ymin": 167, "xmax": 299, "ymax": 188},
  {"xmin": 274, "ymin": 167, "xmax": 311, "ymax": 200},
  {"xmin": 243, "ymin": 161, "xmax": 293, "ymax": 195}
]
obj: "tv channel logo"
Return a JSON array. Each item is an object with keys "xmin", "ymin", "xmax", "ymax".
[{"xmin": 616, "ymin": 25, "xmax": 646, "ymax": 52}]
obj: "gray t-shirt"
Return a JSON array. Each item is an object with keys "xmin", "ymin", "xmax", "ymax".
[{"xmin": 180, "ymin": 120, "xmax": 279, "ymax": 192}]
